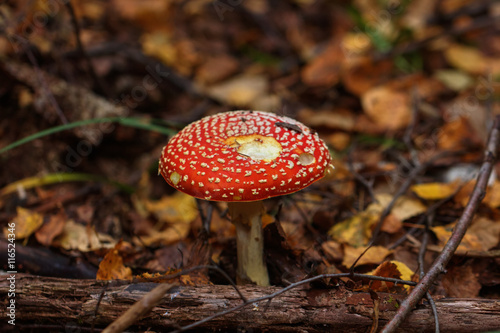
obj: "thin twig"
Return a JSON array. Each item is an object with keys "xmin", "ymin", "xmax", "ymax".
[
  {"xmin": 382, "ymin": 115, "xmax": 500, "ymax": 333},
  {"xmin": 169, "ymin": 272, "xmax": 417, "ymax": 333},
  {"xmin": 419, "ymin": 214, "xmax": 440, "ymax": 333},
  {"xmin": 65, "ymin": 1, "xmax": 109, "ymax": 97}
]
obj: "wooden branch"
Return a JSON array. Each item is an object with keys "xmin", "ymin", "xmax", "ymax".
[{"xmin": 1, "ymin": 274, "xmax": 499, "ymax": 332}]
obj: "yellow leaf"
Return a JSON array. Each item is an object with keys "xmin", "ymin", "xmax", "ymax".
[
  {"xmin": 138, "ymin": 192, "xmax": 197, "ymax": 246},
  {"xmin": 329, "ymin": 211, "xmax": 379, "ymax": 247},
  {"xmin": 432, "ymin": 222, "xmax": 483, "ymax": 252},
  {"xmin": 368, "ymin": 260, "xmax": 415, "ymax": 292},
  {"xmin": 342, "ymin": 245, "xmax": 392, "ymax": 268},
  {"xmin": 412, "ymin": 181, "xmax": 460, "ymax": 200},
  {"xmin": 329, "ymin": 194, "xmax": 426, "ymax": 247},
  {"xmin": 4, "ymin": 207, "xmax": 44, "ymax": 240},
  {"xmin": 370, "ymin": 193, "xmax": 427, "ymax": 222},
  {"xmin": 445, "ymin": 44, "xmax": 500, "ymax": 76}
]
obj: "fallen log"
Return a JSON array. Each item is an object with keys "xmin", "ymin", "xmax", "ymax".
[{"xmin": 0, "ymin": 274, "xmax": 499, "ymax": 332}]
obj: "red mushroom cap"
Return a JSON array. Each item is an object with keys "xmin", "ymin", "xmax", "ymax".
[{"xmin": 159, "ymin": 110, "xmax": 332, "ymax": 201}]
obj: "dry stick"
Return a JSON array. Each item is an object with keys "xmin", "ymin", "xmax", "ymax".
[
  {"xmin": 404, "ymin": 88, "xmax": 420, "ymax": 166},
  {"xmin": 382, "ymin": 115, "xmax": 500, "ymax": 333},
  {"xmin": 347, "ymin": 144, "xmax": 378, "ymax": 204},
  {"xmin": 419, "ymin": 213, "xmax": 439, "ymax": 333},
  {"xmin": 65, "ymin": 1, "xmax": 109, "ymax": 97},
  {"xmin": 102, "ymin": 282, "xmax": 177, "ymax": 333}
]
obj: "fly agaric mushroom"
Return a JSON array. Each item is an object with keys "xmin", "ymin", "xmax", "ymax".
[{"xmin": 159, "ymin": 111, "xmax": 332, "ymax": 286}]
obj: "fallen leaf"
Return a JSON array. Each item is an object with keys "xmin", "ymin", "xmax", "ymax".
[
  {"xmin": 297, "ymin": 108, "xmax": 356, "ymax": 131},
  {"xmin": 322, "ymin": 240, "xmax": 343, "ymax": 262},
  {"xmin": 138, "ymin": 192, "xmax": 198, "ymax": 246},
  {"xmin": 368, "ymin": 260, "xmax": 415, "ymax": 293},
  {"xmin": 301, "ymin": 41, "xmax": 344, "ymax": 87},
  {"xmin": 342, "ymin": 57, "xmax": 394, "ymax": 96},
  {"xmin": 196, "ymin": 55, "xmax": 239, "ymax": 85},
  {"xmin": 438, "ymin": 117, "xmax": 481, "ymax": 151},
  {"xmin": 204, "ymin": 74, "xmax": 279, "ymax": 110},
  {"xmin": 96, "ymin": 241, "xmax": 133, "ymax": 280},
  {"xmin": 342, "ymin": 245, "xmax": 392, "ymax": 268},
  {"xmin": 412, "ymin": 181, "xmax": 461, "ymax": 200},
  {"xmin": 35, "ymin": 211, "xmax": 66, "ymax": 246},
  {"xmin": 442, "ymin": 264, "xmax": 481, "ymax": 297},
  {"xmin": 361, "ymin": 86, "xmax": 411, "ymax": 131},
  {"xmin": 434, "ymin": 69, "xmax": 474, "ymax": 91},
  {"xmin": 4, "ymin": 207, "xmax": 44, "ymax": 240},
  {"xmin": 445, "ymin": 44, "xmax": 500, "ymax": 76},
  {"xmin": 52, "ymin": 220, "xmax": 116, "ymax": 252},
  {"xmin": 329, "ymin": 211, "xmax": 379, "ymax": 248},
  {"xmin": 381, "ymin": 214, "xmax": 402, "ymax": 234},
  {"xmin": 432, "ymin": 222, "xmax": 483, "ymax": 252},
  {"xmin": 370, "ymin": 193, "xmax": 427, "ymax": 222},
  {"xmin": 467, "ymin": 217, "xmax": 500, "ymax": 251}
]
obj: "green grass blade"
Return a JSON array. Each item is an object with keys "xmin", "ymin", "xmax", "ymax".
[{"xmin": 0, "ymin": 117, "xmax": 177, "ymax": 155}]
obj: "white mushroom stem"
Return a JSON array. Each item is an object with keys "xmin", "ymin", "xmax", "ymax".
[{"xmin": 227, "ymin": 201, "xmax": 270, "ymax": 286}]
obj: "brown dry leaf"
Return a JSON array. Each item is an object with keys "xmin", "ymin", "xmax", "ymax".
[
  {"xmin": 432, "ymin": 222, "xmax": 483, "ymax": 252},
  {"xmin": 301, "ymin": 41, "xmax": 344, "ymax": 87},
  {"xmin": 322, "ymin": 240, "xmax": 343, "ymax": 262},
  {"xmin": 204, "ymin": 74, "xmax": 279, "ymax": 110},
  {"xmin": 342, "ymin": 57, "xmax": 394, "ymax": 96},
  {"xmin": 441, "ymin": 264, "xmax": 481, "ymax": 298},
  {"xmin": 438, "ymin": 117, "xmax": 480, "ymax": 151},
  {"xmin": 381, "ymin": 214, "xmax": 402, "ymax": 234},
  {"xmin": 326, "ymin": 132, "xmax": 351, "ymax": 151},
  {"xmin": 411, "ymin": 181, "xmax": 461, "ymax": 200},
  {"xmin": 196, "ymin": 55, "xmax": 239, "ymax": 85},
  {"xmin": 361, "ymin": 86, "xmax": 411, "ymax": 131},
  {"xmin": 35, "ymin": 211, "xmax": 66, "ymax": 246},
  {"xmin": 138, "ymin": 192, "xmax": 197, "ymax": 246},
  {"xmin": 96, "ymin": 241, "xmax": 133, "ymax": 281},
  {"xmin": 484, "ymin": 180, "xmax": 500, "ymax": 209},
  {"xmin": 4, "ymin": 207, "xmax": 43, "ymax": 240},
  {"xmin": 445, "ymin": 44, "xmax": 500, "ymax": 76},
  {"xmin": 368, "ymin": 261, "xmax": 415, "ymax": 293},
  {"xmin": 297, "ymin": 108, "xmax": 356, "ymax": 131},
  {"xmin": 468, "ymin": 217, "xmax": 500, "ymax": 251},
  {"xmin": 52, "ymin": 220, "xmax": 116, "ymax": 252},
  {"xmin": 371, "ymin": 193, "xmax": 427, "ymax": 222},
  {"xmin": 342, "ymin": 245, "xmax": 392, "ymax": 268},
  {"xmin": 453, "ymin": 179, "xmax": 475, "ymax": 207}
]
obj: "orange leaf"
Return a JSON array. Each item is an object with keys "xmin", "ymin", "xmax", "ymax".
[{"xmin": 96, "ymin": 241, "xmax": 132, "ymax": 281}]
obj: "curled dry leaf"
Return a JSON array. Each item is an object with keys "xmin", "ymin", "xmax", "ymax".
[
  {"xmin": 96, "ymin": 241, "xmax": 133, "ymax": 281},
  {"xmin": 368, "ymin": 260, "xmax": 415, "ymax": 293}
]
